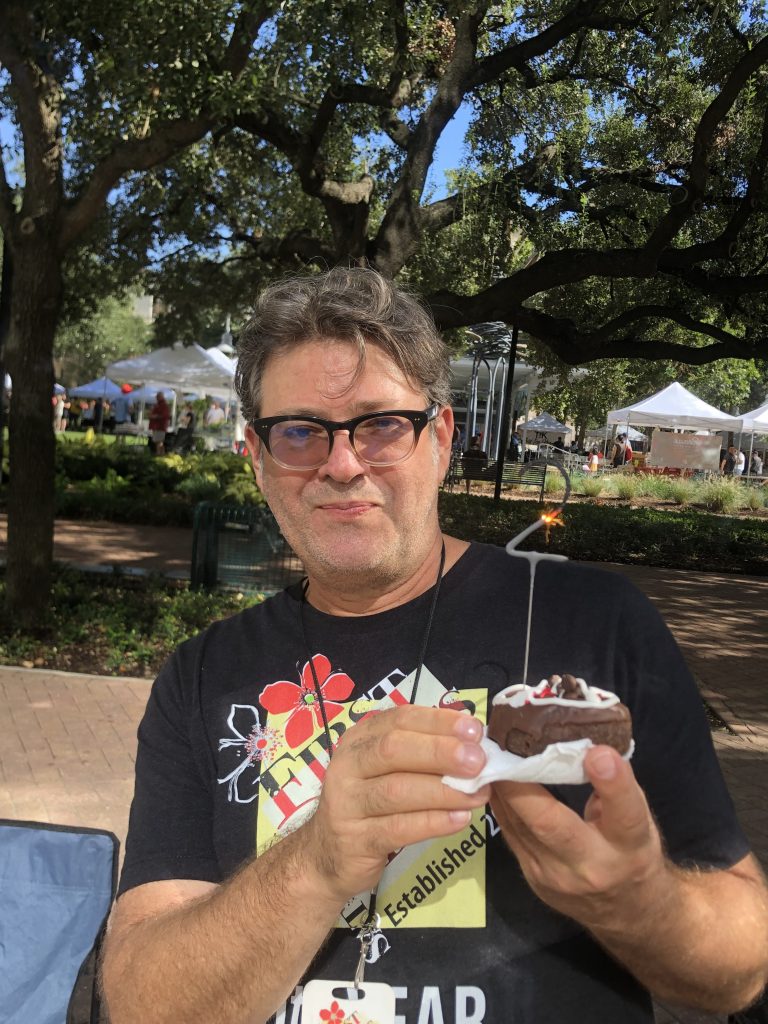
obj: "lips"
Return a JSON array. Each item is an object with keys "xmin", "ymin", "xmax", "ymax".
[{"xmin": 318, "ymin": 501, "xmax": 376, "ymax": 510}]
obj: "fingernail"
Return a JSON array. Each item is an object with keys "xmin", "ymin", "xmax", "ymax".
[
  {"xmin": 448, "ymin": 810, "xmax": 471, "ymax": 827},
  {"xmin": 458, "ymin": 743, "xmax": 485, "ymax": 771},
  {"xmin": 454, "ymin": 716, "xmax": 483, "ymax": 740},
  {"xmin": 590, "ymin": 749, "xmax": 617, "ymax": 780}
]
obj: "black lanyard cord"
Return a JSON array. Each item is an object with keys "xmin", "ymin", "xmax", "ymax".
[{"xmin": 298, "ymin": 539, "xmax": 447, "ymax": 934}]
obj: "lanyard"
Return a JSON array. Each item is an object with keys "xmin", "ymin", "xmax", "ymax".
[{"xmin": 298, "ymin": 540, "xmax": 447, "ymax": 976}]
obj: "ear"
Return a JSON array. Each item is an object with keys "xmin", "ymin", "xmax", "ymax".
[
  {"xmin": 435, "ymin": 405, "xmax": 454, "ymax": 478},
  {"xmin": 244, "ymin": 425, "xmax": 263, "ymax": 490}
]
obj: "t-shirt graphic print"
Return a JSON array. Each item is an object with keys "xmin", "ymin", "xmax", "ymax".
[{"xmin": 217, "ymin": 652, "xmax": 488, "ymax": 935}]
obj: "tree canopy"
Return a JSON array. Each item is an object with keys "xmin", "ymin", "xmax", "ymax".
[
  {"xmin": 3, "ymin": 0, "xmax": 768, "ymax": 624},
  {"xmin": 133, "ymin": 1, "xmax": 768, "ymax": 370}
]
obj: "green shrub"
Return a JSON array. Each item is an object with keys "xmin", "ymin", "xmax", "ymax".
[
  {"xmin": 699, "ymin": 480, "xmax": 740, "ymax": 514},
  {"xmin": 544, "ymin": 468, "xmax": 566, "ymax": 496},
  {"xmin": 437, "ymin": 492, "xmax": 768, "ymax": 575},
  {"xmin": 581, "ymin": 477, "xmax": 603, "ymax": 497},
  {"xmin": 45, "ymin": 439, "xmax": 263, "ymax": 524},
  {"xmin": 665, "ymin": 480, "xmax": 694, "ymax": 505},
  {"xmin": 614, "ymin": 475, "xmax": 639, "ymax": 500},
  {"xmin": 177, "ymin": 472, "xmax": 223, "ymax": 503},
  {"xmin": 742, "ymin": 487, "xmax": 765, "ymax": 512},
  {"xmin": 0, "ymin": 566, "xmax": 259, "ymax": 676}
]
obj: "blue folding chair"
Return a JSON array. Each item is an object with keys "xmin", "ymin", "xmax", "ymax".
[{"xmin": 0, "ymin": 819, "xmax": 119, "ymax": 1024}]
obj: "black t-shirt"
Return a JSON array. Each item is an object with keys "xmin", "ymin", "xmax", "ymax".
[{"xmin": 119, "ymin": 543, "xmax": 748, "ymax": 1024}]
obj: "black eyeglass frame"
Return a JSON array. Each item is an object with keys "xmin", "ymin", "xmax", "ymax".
[{"xmin": 250, "ymin": 403, "xmax": 440, "ymax": 469}]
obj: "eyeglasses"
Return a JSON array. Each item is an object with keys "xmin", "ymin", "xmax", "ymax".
[{"xmin": 250, "ymin": 404, "xmax": 439, "ymax": 470}]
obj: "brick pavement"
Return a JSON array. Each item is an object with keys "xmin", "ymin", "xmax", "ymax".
[{"xmin": 1, "ymin": 523, "xmax": 766, "ymax": 1024}]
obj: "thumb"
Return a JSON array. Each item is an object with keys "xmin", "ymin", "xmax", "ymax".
[{"xmin": 583, "ymin": 747, "xmax": 655, "ymax": 849}]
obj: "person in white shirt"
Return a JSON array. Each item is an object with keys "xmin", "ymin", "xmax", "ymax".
[{"xmin": 204, "ymin": 401, "xmax": 226, "ymax": 426}]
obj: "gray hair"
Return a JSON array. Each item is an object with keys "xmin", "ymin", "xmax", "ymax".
[{"xmin": 235, "ymin": 266, "xmax": 452, "ymax": 421}]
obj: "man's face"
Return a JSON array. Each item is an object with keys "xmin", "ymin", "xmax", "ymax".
[{"xmin": 245, "ymin": 339, "xmax": 453, "ymax": 588}]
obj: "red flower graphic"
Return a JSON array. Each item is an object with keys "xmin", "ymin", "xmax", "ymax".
[
  {"xmin": 319, "ymin": 1000, "xmax": 345, "ymax": 1023},
  {"xmin": 259, "ymin": 654, "xmax": 354, "ymax": 748}
]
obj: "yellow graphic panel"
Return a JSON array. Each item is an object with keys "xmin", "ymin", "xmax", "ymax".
[{"xmin": 254, "ymin": 662, "xmax": 488, "ymax": 930}]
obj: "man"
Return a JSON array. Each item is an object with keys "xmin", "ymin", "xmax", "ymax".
[
  {"xmin": 102, "ymin": 268, "xmax": 768, "ymax": 1024},
  {"xmin": 112, "ymin": 385, "xmax": 135, "ymax": 428},
  {"xmin": 205, "ymin": 399, "xmax": 227, "ymax": 426},
  {"xmin": 611, "ymin": 432, "xmax": 633, "ymax": 467},
  {"xmin": 148, "ymin": 391, "xmax": 171, "ymax": 455},
  {"xmin": 462, "ymin": 432, "xmax": 487, "ymax": 493},
  {"xmin": 723, "ymin": 445, "xmax": 741, "ymax": 477}
]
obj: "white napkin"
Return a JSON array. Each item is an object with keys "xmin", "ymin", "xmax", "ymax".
[{"xmin": 443, "ymin": 735, "xmax": 635, "ymax": 792}]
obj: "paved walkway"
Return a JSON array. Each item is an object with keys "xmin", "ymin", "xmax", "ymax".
[{"xmin": 1, "ymin": 518, "xmax": 766, "ymax": 1024}]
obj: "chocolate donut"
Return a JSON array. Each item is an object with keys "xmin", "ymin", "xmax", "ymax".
[{"xmin": 488, "ymin": 674, "xmax": 633, "ymax": 757}]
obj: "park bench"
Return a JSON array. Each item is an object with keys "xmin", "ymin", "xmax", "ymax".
[{"xmin": 447, "ymin": 456, "xmax": 549, "ymax": 502}]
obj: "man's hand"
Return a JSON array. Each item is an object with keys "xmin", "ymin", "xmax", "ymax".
[
  {"xmin": 490, "ymin": 745, "xmax": 666, "ymax": 932},
  {"xmin": 491, "ymin": 745, "xmax": 768, "ymax": 1012},
  {"xmin": 302, "ymin": 705, "xmax": 491, "ymax": 903}
]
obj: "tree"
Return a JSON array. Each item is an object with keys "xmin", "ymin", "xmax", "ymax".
[
  {"xmin": 0, "ymin": 1, "xmax": 272, "ymax": 624},
  {"xmin": 142, "ymin": 1, "xmax": 768, "ymax": 375},
  {"xmin": 54, "ymin": 294, "xmax": 151, "ymax": 386},
  {"xmin": 4, "ymin": 2, "xmax": 768, "ymax": 625}
]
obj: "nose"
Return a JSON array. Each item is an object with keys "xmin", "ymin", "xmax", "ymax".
[{"xmin": 316, "ymin": 430, "xmax": 367, "ymax": 483}]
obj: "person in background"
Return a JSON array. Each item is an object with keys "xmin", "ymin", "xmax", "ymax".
[
  {"xmin": 53, "ymin": 393, "xmax": 66, "ymax": 432},
  {"xmin": 112, "ymin": 385, "xmax": 135, "ymax": 429},
  {"xmin": 611, "ymin": 433, "xmax": 633, "ymax": 468},
  {"xmin": 93, "ymin": 396, "xmax": 105, "ymax": 433},
  {"xmin": 462, "ymin": 432, "xmax": 487, "ymax": 494},
  {"xmin": 205, "ymin": 400, "xmax": 226, "ymax": 427},
  {"xmin": 750, "ymin": 451, "xmax": 763, "ymax": 477},
  {"xmin": 148, "ymin": 392, "xmax": 171, "ymax": 455},
  {"xmin": 175, "ymin": 402, "xmax": 197, "ymax": 455},
  {"xmin": 81, "ymin": 400, "xmax": 95, "ymax": 429},
  {"xmin": 509, "ymin": 431, "xmax": 522, "ymax": 462},
  {"xmin": 733, "ymin": 448, "xmax": 746, "ymax": 477}
]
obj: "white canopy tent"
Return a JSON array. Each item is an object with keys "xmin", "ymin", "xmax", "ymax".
[
  {"xmin": 738, "ymin": 400, "xmax": 768, "ymax": 477},
  {"xmin": 586, "ymin": 424, "xmax": 647, "ymax": 443},
  {"xmin": 108, "ymin": 343, "xmax": 237, "ymax": 436},
  {"xmin": 741, "ymin": 400, "xmax": 768, "ymax": 433},
  {"xmin": 607, "ymin": 382, "xmax": 743, "ymax": 432},
  {"xmin": 108, "ymin": 343, "xmax": 235, "ymax": 398}
]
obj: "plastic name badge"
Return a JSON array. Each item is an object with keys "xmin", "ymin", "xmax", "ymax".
[{"xmin": 302, "ymin": 980, "xmax": 395, "ymax": 1024}]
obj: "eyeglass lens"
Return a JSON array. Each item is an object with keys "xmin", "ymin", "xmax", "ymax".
[{"xmin": 269, "ymin": 414, "xmax": 417, "ymax": 468}]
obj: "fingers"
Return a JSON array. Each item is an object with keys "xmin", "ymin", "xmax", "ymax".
[
  {"xmin": 362, "ymin": 807, "xmax": 480, "ymax": 857},
  {"xmin": 359, "ymin": 772, "xmax": 490, "ymax": 820},
  {"xmin": 492, "ymin": 781, "xmax": 588, "ymax": 861},
  {"xmin": 583, "ymin": 747, "xmax": 655, "ymax": 849},
  {"xmin": 338, "ymin": 706, "xmax": 487, "ymax": 781},
  {"xmin": 491, "ymin": 749, "xmax": 654, "ymax": 859}
]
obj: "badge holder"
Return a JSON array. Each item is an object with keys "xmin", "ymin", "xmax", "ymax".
[{"xmin": 303, "ymin": 916, "xmax": 395, "ymax": 1024}]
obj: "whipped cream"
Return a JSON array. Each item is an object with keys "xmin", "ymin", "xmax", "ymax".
[{"xmin": 492, "ymin": 674, "xmax": 620, "ymax": 709}]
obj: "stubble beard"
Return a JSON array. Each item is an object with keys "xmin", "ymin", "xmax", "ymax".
[{"xmin": 262, "ymin": 481, "xmax": 439, "ymax": 593}]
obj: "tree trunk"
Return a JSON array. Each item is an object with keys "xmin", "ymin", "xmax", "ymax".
[{"xmin": 3, "ymin": 239, "xmax": 62, "ymax": 628}]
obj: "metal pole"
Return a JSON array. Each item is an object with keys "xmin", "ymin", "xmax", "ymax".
[
  {"xmin": 494, "ymin": 315, "xmax": 519, "ymax": 502},
  {"xmin": 493, "ymin": 356, "xmax": 508, "ymax": 460},
  {"xmin": 468, "ymin": 355, "xmax": 479, "ymax": 438}
]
